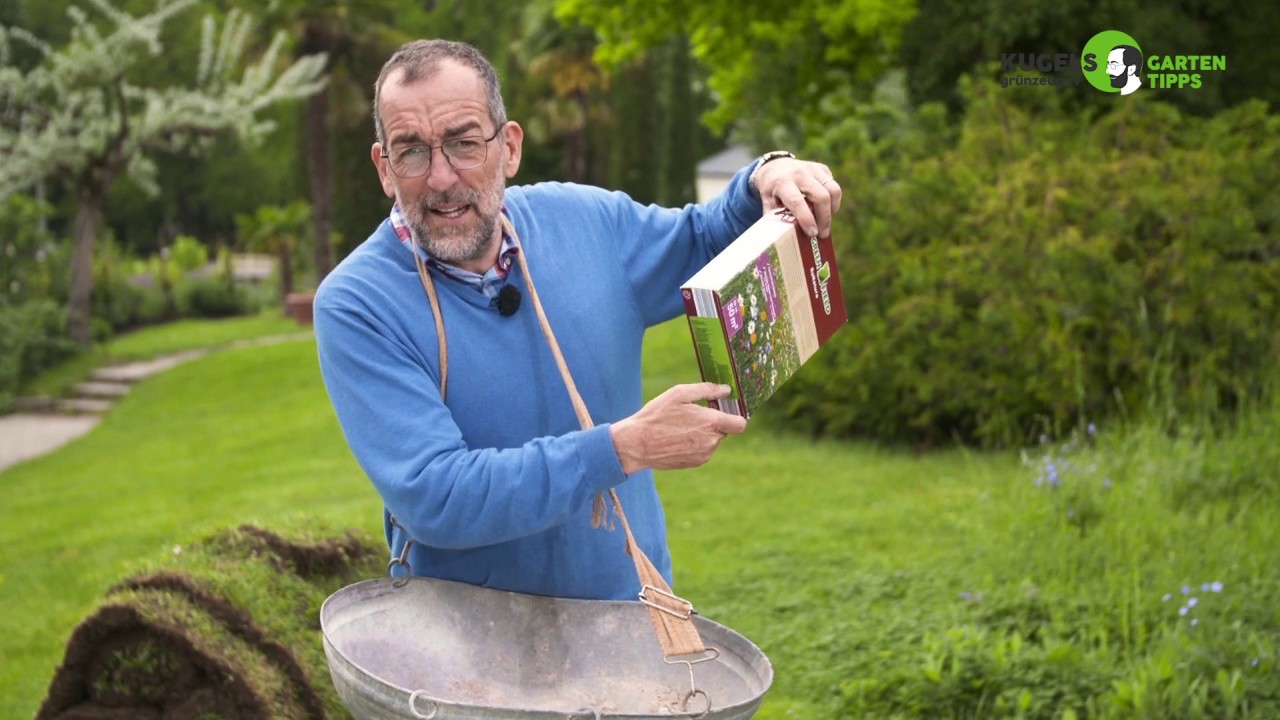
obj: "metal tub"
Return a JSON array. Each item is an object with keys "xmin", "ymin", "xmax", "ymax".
[{"xmin": 321, "ymin": 577, "xmax": 772, "ymax": 719}]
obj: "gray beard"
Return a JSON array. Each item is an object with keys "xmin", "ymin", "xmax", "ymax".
[
  {"xmin": 405, "ymin": 157, "xmax": 507, "ymax": 266},
  {"xmin": 411, "ymin": 210, "xmax": 497, "ymax": 265}
]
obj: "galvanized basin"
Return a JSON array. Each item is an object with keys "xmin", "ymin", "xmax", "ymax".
[{"xmin": 321, "ymin": 577, "xmax": 772, "ymax": 719}]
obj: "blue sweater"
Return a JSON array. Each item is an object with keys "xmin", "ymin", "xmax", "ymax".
[{"xmin": 314, "ymin": 168, "xmax": 761, "ymax": 600}]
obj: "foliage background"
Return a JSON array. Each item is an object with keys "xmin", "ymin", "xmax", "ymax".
[
  {"xmin": 0, "ymin": 0, "xmax": 1274, "ymax": 438},
  {"xmin": 777, "ymin": 85, "xmax": 1278, "ymax": 446}
]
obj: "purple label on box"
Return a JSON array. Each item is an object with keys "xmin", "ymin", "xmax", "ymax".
[
  {"xmin": 757, "ymin": 253, "xmax": 781, "ymax": 322},
  {"xmin": 721, "ymin": 295, "xmax": 744, "ymax": 337}
]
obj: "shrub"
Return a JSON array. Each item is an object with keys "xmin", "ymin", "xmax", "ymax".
[
  {"xmin": 177, "ymin": 277, "xmax": 251, "ymax": 318},
  {"xmin": 169, "ymin": 234, "xmax": 209, "ymax": 274},
  {"xmin": 0, "ymin": 194, "xmax": 63, "ymax": 305},
  {"xmin": 90, "ymin": 271, "xmax": 147, "ymax": 335},
  {"xmin": 88, "ymin": 236, "xmax": 175, "ymax": 335},
  {"xmin": 777, "ymin": 81, "xmax": 1280, "ymax": 447},
  {"xmin": 0, "ymin": 300, "xmax": 79, "ymax": 410}
]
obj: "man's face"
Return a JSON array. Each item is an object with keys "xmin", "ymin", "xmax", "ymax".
[
  {"xmin": 1107, "ymin": 48, "xmax": 1129, "ymax": 88},
  {"xmin": 372, "ymin": 62, "xmax": 523, "ymax": 267}
]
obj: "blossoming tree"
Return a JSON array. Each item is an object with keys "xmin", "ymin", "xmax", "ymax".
[{"xmin": 0, "ymin": 0, "xmax": 327, "ymax": 345}]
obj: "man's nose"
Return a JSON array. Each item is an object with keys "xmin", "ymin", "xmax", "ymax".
[{"xmin": 424, "ymin": 148, "xmax": 460, "ymax": 191}]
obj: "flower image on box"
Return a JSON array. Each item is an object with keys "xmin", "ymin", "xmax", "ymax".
[
  {"xmin": 681, "ymin": 209, "xmax": 848, "ymax": 417},
  {"xmin": 721, "ymin": 245, "xmax": 801, "ymax": 412}
]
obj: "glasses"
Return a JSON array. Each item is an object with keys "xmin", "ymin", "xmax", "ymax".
[
  {"xmin": 381, "ymin": 125, "xmax": 503, "ymax": 178},
  {"xmin": 1107, "ymin": 60, "xmax": 1124, "ymax": 69}
]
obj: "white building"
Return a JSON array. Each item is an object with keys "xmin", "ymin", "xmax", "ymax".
[{"xmin": 695, "ymin": 145, "xmax": 755, "ymax": 203}]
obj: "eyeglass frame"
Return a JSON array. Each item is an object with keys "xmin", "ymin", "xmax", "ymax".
[{"xmin": 379, "ymin": 124, "xmax": 505, "ymax": 178}]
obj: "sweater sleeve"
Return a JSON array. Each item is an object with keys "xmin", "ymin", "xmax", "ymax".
[
  {"xmin": 613, "ymin": 163, "xmax": 763, "ymax": 326},
  {"xmin": 314, "ymin": 286, "xmax": 626, "ymax": 550}
]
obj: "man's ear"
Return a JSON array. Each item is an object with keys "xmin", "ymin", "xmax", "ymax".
[
  {"xmin": 500, "ymin": 122, "xmax": 524, "ymax": 179},
  {"xmin": 371, "ymin": 143, "xmax": 396, "ymax": 198}
]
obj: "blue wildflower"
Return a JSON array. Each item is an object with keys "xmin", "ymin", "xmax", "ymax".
[
  {"xmin": 1187, "ymin": 597, "xmax": 1198, "ymax": 608},
  {"xmin": 1191, "ymin": 618, "xmax": 1199, "ymax": 627},
  {"xmin": 1182, "ymin": 585, "xmax": 1191, "ymax": 595},
  {"xmin": 1162, "ymin": 593, "xmax": 1172, "ymax": 602},
  {"xmin": 1211, "ymin": 581, "xmax": 1223, "ymax": 593},
  {"xmin": 1102, "ymin": 478, "xmax": 1112, "ymax": 490},
  {"xmin": 1087, "ymin": 422, "xmax": 1096, "ymax": 435},
  {"xmin": 1179, "ymin": 606, "xmax": 1190, "ymax": 616}
]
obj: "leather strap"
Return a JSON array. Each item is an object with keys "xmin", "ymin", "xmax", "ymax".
[{"xmin": 412, "ymin": 215, "xmax": 706, "ymax": 658}]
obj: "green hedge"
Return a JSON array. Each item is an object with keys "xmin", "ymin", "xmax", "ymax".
[
  {"xmin": 178, "ymin": 277, "xmax": 252, "ymax": 319},
  {"xmin": 0, "ymin": 300, "xmax": 78, "ymax": 411},
  {"xmin": 776, "ymin": 81, "xmax": 1279, "ymax": 446}
]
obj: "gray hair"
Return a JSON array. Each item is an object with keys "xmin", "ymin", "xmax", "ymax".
[{"xmin": 372, "ymin": 39, "xmax": 508, "ymax": 145}]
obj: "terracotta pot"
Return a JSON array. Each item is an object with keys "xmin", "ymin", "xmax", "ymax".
[{"xmin": 285, "ymin": 292, "xmax": 315, "ymax": 325}]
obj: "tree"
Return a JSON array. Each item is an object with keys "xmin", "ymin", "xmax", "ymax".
[
  {"xmin": 554, "ymin": 0, "xmax": 919, "ymax": 147},
  {"xmin": 235, "ymin": 200, "xmax": 311, "ymax": 310},
  {"xmin": 0, "ymin": 0, "xmax": 327, "ymax": 345},
  {"xmin": 512, "ymin": 0, "xmax": 608, "ymax": 183},
  {"xmin": 256, "ymin": 0, "xmax": 403, "ymax": 286}
]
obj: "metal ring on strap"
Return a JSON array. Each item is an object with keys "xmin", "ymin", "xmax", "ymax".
[
  {"xmin": 408, "ymin": 689, "xmax": 439, "ymax": 719},
  {"xmin": 683, "ymin": 688, "xmax": 712, "ymax": 718},
  {"xmin": 387, "ymin": 514, "xmax": 415, "ymax": 588},
  {"xmin": 665, "ymin": 646, "xmax": 719, "ymax": 717}
]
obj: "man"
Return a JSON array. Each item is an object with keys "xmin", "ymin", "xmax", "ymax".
[
  {"xmin": 314, "ymin": 39, "xmax": 840, "ymax": 601},
  {"xmin": 1108, "ymin": 45, "xmax": 1142, "ymax": 96}
]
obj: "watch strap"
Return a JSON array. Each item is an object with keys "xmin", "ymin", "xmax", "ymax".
[{"xmin": 748, "ymin": 150, "xmax": 796, "ymax": 190}]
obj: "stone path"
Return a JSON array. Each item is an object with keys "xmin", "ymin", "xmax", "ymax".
[
  {"xmin": 0, "ymin": 332, "xmax": 312, "ymax": 474},
  {"xmin": 0, "ymin": 414, "xmax": 103, "ymax": 472}
]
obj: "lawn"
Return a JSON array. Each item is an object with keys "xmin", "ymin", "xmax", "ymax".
[
  {"xmin": 20, "ymin": 310, "xmax": 305, "ymax": 397},
  {"xmin": 1, "ymin": 317, "xmax": 1276, "ymax": 718}
]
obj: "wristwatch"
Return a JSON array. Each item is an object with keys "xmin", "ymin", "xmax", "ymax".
[{"xmin": 748, "ymin": 150, "xmax": 796, "ymax": 191}]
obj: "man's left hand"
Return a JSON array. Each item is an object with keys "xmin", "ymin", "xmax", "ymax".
[{"xmin": 751, "ymin": 157, "xmax": 842, "ymax": 239}]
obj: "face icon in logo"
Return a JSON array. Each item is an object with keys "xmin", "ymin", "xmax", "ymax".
[
  {"xmin": 1107, "ymin": 45, "xmax": 1143, "ymax": 95},
  {"xmin": 1082, "ymin": 30, "xmax": 1142, "ymax": 95}
]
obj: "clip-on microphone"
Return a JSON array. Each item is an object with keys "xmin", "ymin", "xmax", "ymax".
[{"xmin": 493, "ymin": 284, "xmax": 522, "ymax": 316}]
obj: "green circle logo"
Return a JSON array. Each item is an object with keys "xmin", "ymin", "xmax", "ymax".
[{"xmin": 1082, "ymin": 30, "xmax": 1143, "ymax": 95}]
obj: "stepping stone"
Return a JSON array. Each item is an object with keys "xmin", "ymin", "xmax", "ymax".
[
  {"xmin": 73, "ymin": 381, "xmax": 131, "ymax": 399},
  {"xmin": 56, "ymin": 398, "xmax": 115, "ymax": 415},
  {"xmin": 89, "ymin": 349, "xmax": 207, "ymax": 384}
]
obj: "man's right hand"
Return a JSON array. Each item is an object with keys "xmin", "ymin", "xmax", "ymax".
[{"xmin": 609, "ymin": 383, "xmax": 749, "ymax": 475}]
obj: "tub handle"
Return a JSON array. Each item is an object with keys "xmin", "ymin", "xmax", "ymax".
[{"xmin": 408, "ymin": 690, "xmax": 439, "ymax": 719}]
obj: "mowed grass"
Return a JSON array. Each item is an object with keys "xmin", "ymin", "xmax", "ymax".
[
  {"xmin": 2, "ymin": 316, "xmax": 1277, "ymax": 718},
  {"xmin": 22, "ymin": 310, "xmax": 304, "ymax": 397}
]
